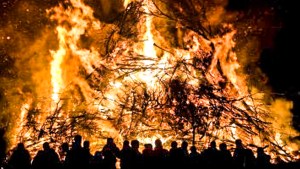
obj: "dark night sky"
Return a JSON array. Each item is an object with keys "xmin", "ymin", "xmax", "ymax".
[
  {"xmin": 226, "ymin": 0, "xmax": 300, "ymax": 131},
  {"xmin": 256, "ymin": 0, "xmax": 300, "ymax": 131}
]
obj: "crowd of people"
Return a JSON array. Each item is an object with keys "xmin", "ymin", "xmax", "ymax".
[{"xmin": 0, "ymin": 134, "xmax": 298, "ymax": 169}]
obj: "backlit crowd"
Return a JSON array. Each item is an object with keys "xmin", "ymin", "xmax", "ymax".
[{"xmin": 1, "ymin": 134, "xmax": 298, "ymax": 169}]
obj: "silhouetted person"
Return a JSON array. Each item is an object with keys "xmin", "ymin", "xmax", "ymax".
[
  {"xmin": 256, "ymin": 147, "xmax": 271, "ymax": 169},
  {"xmin": 152, "ymin": 139, "xmax": 168, "ymax": 169},
  {"xmin": 189, "ymin": 146, "xmax": 201, "ymax": 169},
  {"xmin": 31, "ymin": 142, "xmax": 60, "ymax": 169},
  {"xmin": 101, "ymin": 138, "xmax": 120, "ymax": 169},
  {"xmin": 66, "ymin": 134, "xmax": 86, "ymax": 169},
  {"xmin": 180, "ymin": 141, "xmax": 189, "ymax": 157},
  {"xmin": 7, "ymin": 143, "xmax": 31, "ymax": 169},
  {"xmin": 169, "ymin": 141, "xmax": 178, "ymax": 156},
  {"xmin": 0, "ymin": 128, "xmax": 7, "ymax": 169},
  {"xmin": 244, "ymin": 147, "xmax": 255, "ymax": 169},
  {"xmin": 233, "ymin": 139, "xmax": 255, "ymax": 169},
  {"xmin": 59, "ymin": 142, "xmax": 70, "ymax": 169},
  {"xmin": 179, "ymin": 140, "xmax": 189, "ymax": 168},
  {"xmin": 131, "ymin": 139, "xmax": 142, "ymax": 169},
  {"xmin": 141, "ymin": 143, "xmax": 153, "ymax": 169},
  {"xmin": 219, "ymin": 142, "xmax": 234, "ymax": 169},
  {"xmin": 201, "ymin": 140, "xmax": 220, "ymax": 169},
  {"xmin": 168, "ymin": 141, "xmax": 183, "ymax": 169},
  {"xmin": 83, "ymin": 140, "xmax": 93, "ymax": 169},
  {"xmin": 90, "ymin": 151, "xmax": 103, "ymax": 169},
  {"xmin": 119, "ymin": 140, "xmax": 132, "ymax": 169}
]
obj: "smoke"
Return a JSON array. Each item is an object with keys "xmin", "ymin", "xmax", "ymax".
[{"xmin": 270, "ymin": 99, "xmax": 300, "ymax": 150}]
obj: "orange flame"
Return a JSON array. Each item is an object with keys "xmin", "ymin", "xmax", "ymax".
[
  {"xmin": 50, "ymin": 27, "xmax": 66, "ymax": 103},
  {"xmin": 6, "ymin": 0, "xmax": 298, "ymax": 161}
]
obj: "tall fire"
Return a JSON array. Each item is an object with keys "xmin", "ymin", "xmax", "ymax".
[{"xmin": 0, "ymin": 0, "xmax": 299, "ymax": 163}]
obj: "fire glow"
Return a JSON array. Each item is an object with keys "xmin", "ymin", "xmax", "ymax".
[{"xmin": 2, "ymin": 0, "xmax": 300, "ymax": 162}]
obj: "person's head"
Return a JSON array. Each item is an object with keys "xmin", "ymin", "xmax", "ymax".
[
  {"xmin": 235, "ymin": 139, "xmax": 243, "ymax": 149},
  {"xmin": 181, "ymin": 140, "xmax": 188, "ymax": 149},
  {"xmin": 190, "ymin": 146, "xmax": 197, "ymax": 153},
  {"xmin": 155, "ymin": 139, "xmax": 162, "ymax": 148},
  {"xmin": 17, "ymin": 143, "xmax": 25, "ymax": 150},
  {"xmin": 123, "ymin": 140, "xmax": 130, "ymax": 148},
  {"xmin": 219, "ymin": 142, "xmax": 227, "ymax": 151},
  {"xmin": 210, "ymin": 140, "xmax": 216, "ymax": 149},
  {"xmin": 257, "ymin": 147, "xmax": 264, "ymax": 155},
  {"xmin": 74, "ymin": 134, "xmax": 82, "ymax": 146},
  {"xmin": 61, "ymin": 142, "xmax": 69, "ymax": 152},
  {"xmin": 171, "ymin": 141, "xmax": 178, "ymax": 149},
  {"xmin": 43, "ymin": 142, "xmax": 50, "ymax": 151},
  {"xmin": 0, "ymin": 128, "xmax": 5, "ymax": 137},
  {"xmin": 107, "ymin": 138, "xmax": 114, "ymax": 145},
  {"xmin": 131, "ymin": 140, "xmax": 139, "ymax": 150},
  {"xmin": 144, "ymin": 143, "xmax": 152, "ymax": 150},
  {"xmin": 83, "ymin": 140, "xmax": 90, "ymax": 149}
]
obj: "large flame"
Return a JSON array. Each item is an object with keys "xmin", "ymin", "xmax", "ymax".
[
  {"xmin": 50, "ymin": 27, "xmax": 66, "ymax": 103},
  {"xmin": 3, "ymin": 0, "xmax": 299, "ymax": 162}
]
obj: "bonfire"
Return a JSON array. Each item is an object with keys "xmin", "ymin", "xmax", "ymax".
[{"xmin": 1, "ymin": 0, "xmax": 299, "ymax": 163}]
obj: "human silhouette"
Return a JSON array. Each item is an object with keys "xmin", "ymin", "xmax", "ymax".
[
  {"xmin": 0, "ymin": 128, "xmax": 7, "ymax": 169},
  {"xmin": 119, "ymin": 140, "xmax": 133, "ymax": 169},
  {"xmin": 152, "ymin": 139, "xmax": 168, "ymax": 169},
  {"xmin": 256, "ymin": 147, "xmax": 271, "ymax": 169},
  {"xmin": 31, "ymin": 142, "xmax": 60, "ymax": 169},
  {"xmin": 189, "ymin": 146, "xmax": 201, "ymax": 169},
  {"xmin": 83, "ymin": 140, "xmax": 93, "ymax": 169},
  {"xmin": 179, "ymin": 140, "xmax": 189, "ymax": 168},
  {"xmin": 168, "ymin": 141, "xmax": 182, "ymax": 169},
  {"xmin": 59, "ymin": 142, "xmax": 70, "ymax": 169},
  {"xmin": 65, "ymin": 134, "xmax": 86, "ymax": 169},
  {"xmin": 130, "ymin": 139, "xmax": 142, "ymax": 169},
  {"xmin": 233, "ymin": 139, "xmax": 255, "ymax": 169},
  {"xmin": 90, "ymin": 151, "xmax": 103, "ymax": 169},
  {"xmin": 219, "ymin": 142, "xmax": 234, "ymax": 169},
  {"xmin": 141, "ymin": 143, "xmax": 153, "ymax": 169},
  {"xmin": 101, "ymin": 138, "xmax": 120, "ymax": 169},
  {"xmin": 201, "ymin": 140, "xmax": 220, "ymax": 169},
  {"xmin": 6, "ymin": 143, "xmax": 31, "ymax": 169}
]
